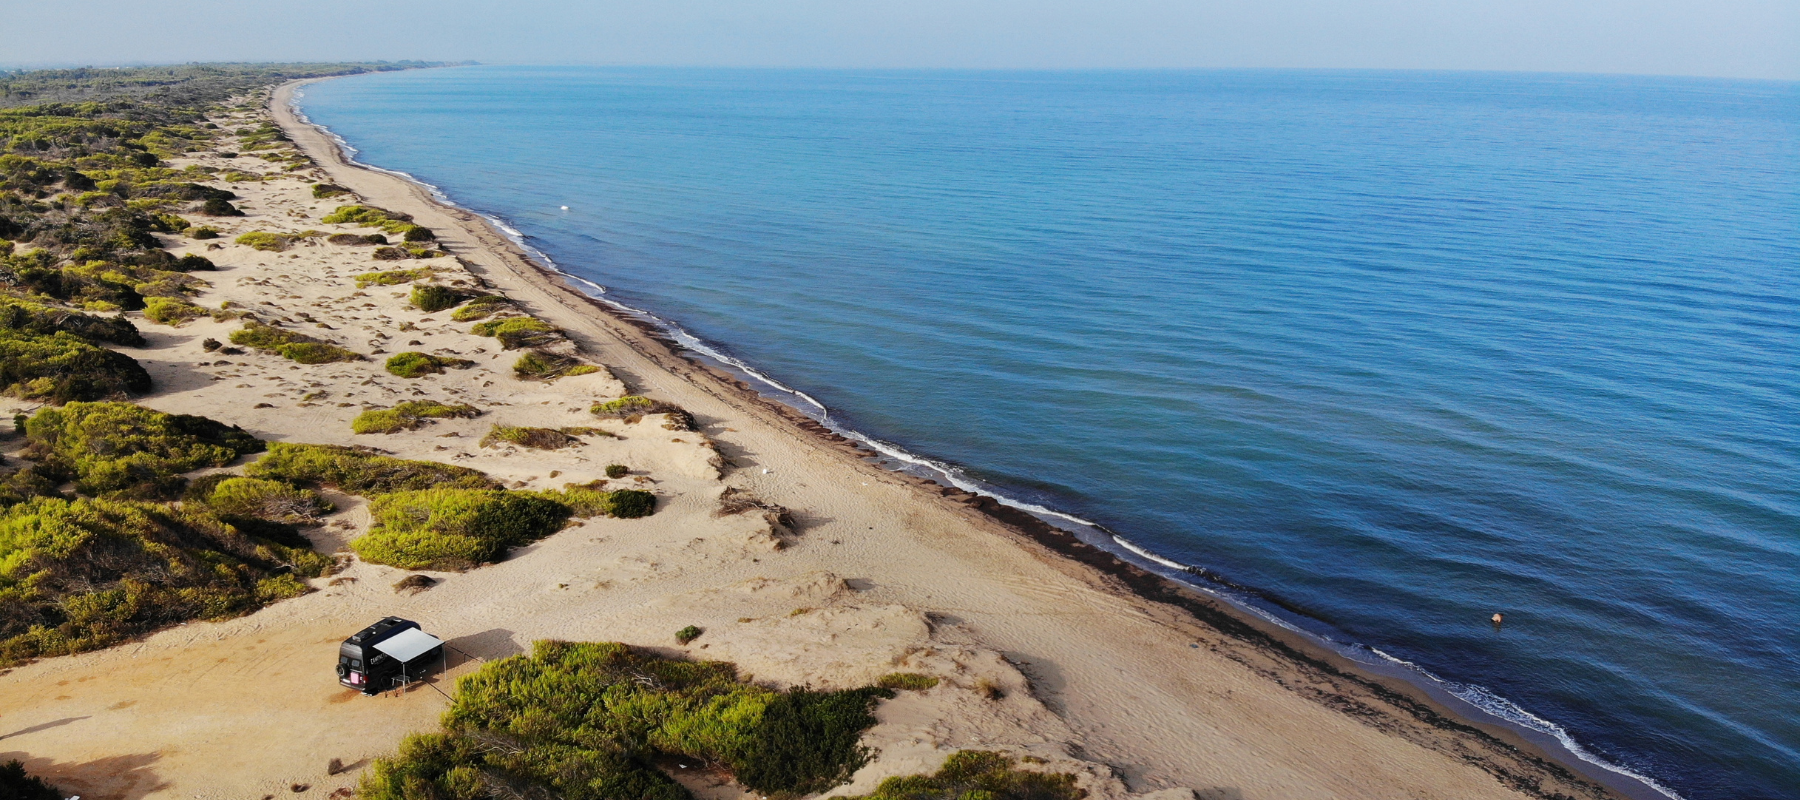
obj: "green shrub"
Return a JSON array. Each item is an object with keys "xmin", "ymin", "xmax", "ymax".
[
  {"xmin": 311, "ymin": 183, "xmax": 350, "ymax": 199},
  {"xmin": 322, "ymin": 204, "xmax": 416, "ymax": 235},
  {"xmin": 876, "ymin": 672, "xmax": 940, "ymax": 691},
  {"xmin": 0, "ymin": 496, "xmax": 329, "ymax": 667},
  {"xmin": 511, "ymin": 350, "xmax": 599, "ymax": 380},
  {"xmin": 352, "ymin": 488, "xmax": 571, "ymax": 570},
  {"xmin": 0, "ymin": 760, "xmax": 60, "ymax": 800},
  {"xmin": 470, "ymin": 316, "xmax": 558, "ymax": 349},
  {"xmin": 203, "ymin": 476, "xmax": 332, "ymax": 523},
  {"xmin": 0, "ymin": 329, "xmax": 152, "ymax": 404},
  {"xmin": 325, "ymin": 233, "xmax": 368, "ymax": 245},
  {"xmin": 590, "ymin": 396, "xmax": 695, "ymax": 430},
  {"xmin": 23, "ymin": 401, "xmax": 263, "ymax": 497},
  {"xmin": 384, "ymin": 351, "xmax": 473, "ymax": 378},
  {"xmin": 246, "ymin": 442, "xmax": 498, "ymax": 495},
  {"xmin": 480, "ymin": 424, "xmax": 580, "ymax": 450},
  {"xmin": 409, "ymin": 283, "xmax": 462, "ymax": 312},
  {"xmin": 402, "ymin": 225, "xmax": 435, "ymax": 242},
  {"xmin": 605, "ymin": 464, "xmax": 628, "ymax": 479},
  {"xmin": 529, "ymin": 484, "xmax": 656, "ymax": 519},
  {"xmin": 142, "ymin": 296, "xmax": 206, "ymax": 326},
  {"xmin": 189, "ymin": 226, "xmax": 220, "ymax": 239},
  {"xmin": 201, "ymin": 197, "xmax": 242, "ymax": 216},
  {"xmin": 354, "ymin": 267, "xmax": 433, "ymax": 288},
  {"xmin": 449, "ymin": 295, "xmax": 509, "ymax": 322},
  {"xmin": 359, "ymin": 641, "xmax": 893, "ymax": 800},
  {"xmin": 234, "ymin": 231, "xmax": 290, "ymax": 251},
  {"xmin": 352, "ymin": 400, "xmax": 480, "ymax": 434},
  {"xmin": 675, "ymin": 625, "xmax": 702, "ymax": 645},
  {"xmin": 0, "ymin": 296, "xmax": 145, "ymax": 346},
  {"xmin": 228, "ymin": 322, "xmax": 360, "ymax": 364},
  {"xmin": 841, "ymin": 751, "xmax": 1085, "ymax": 800}
]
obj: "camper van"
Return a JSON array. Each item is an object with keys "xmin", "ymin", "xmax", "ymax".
[{"xmin": 337, "ymin": 616, "xmax": 445, "ymax": 695}]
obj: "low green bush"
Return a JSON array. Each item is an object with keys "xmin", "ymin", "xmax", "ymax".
[
  {"xmin": 841, "ymin": 750, "xmax": 1085, "ymax": 800},
  {"xmin": 22, "ymin": 401, "xmax": 263, "ymax": 498},
  {"xmin": 0, "ymin": 329, "xmax": 153, "ymax": 404},
  {"xmin": 480, "ymin": 424, "xmax": 580, "ymax": 450},
  {"xmin": 383, "ymin": 351, "xmax": 473, "ymax": 378},
  {"xmin": 529, "ymin": 484, "xmax": 656, "ymax": 519},
  {"xmin": 449, "ymin": 295, "xmax": 509, "ymax": 322},
  {"xmin": 0, "ymin": 760, "xmax": 60, "ymax": 800},
  {"xmin": 675, "ymin": 625, "xmax": 702, "ymax": 644},
  {"xmin": 511, "ymin": 349, "xmax": 599, "ymax": 380},
  {"xmin": 203, "ymin": 476, "xmax": 332, "ymax": 523},
  {"xmin": 470, "ymin": 316, "xmax": 558, "ymax": 349},
  {"xmin": 605, "ymin": 464, "xmax": 628, "ymax": 479},
  {"xmin": 325, "ymin": 233, "xmax": 369, "ymax": 246},
  {"xmin": 0, "ymin": 496, "xmax": 329, "ymax": 667},
  {"xmin": 245, "ymin": 442, "xmax": 497, "ymax": 495},
  {"xmin": 358, "ymin": 641, "xmax": 893, "ymax": 800},
  {"xmin": 321, "ymin": 204, "xmax": 416, "ymax": 235},
  {"xmin": 590, "ymin": 396, "xmax": 696, "ymax": 430},
  {"xmin": 311, "ymin": 183, "xmax": 350, "ymax": 199},
  {"xmin": 352, "ymin": 400, "xmax": 480, "ymax": 434},
  {"xmin": 402, "ymin": 225, "xmax": 435, "ymax": 242},
  {"xmin": 228, "ymin": 322, "xmax": 360, "ymax": 364},
  {"xmin": 142, "ymin": 296, "xmax": 206, "ymax": 326},
  {"xmin": 353, "ymin": 267, "xmax": 433, "ymax": 288},
  {"xmin": 409, "ymin": 283, "xmax": 462, "ymax": 312},
  {"xmin": 234, "ymin": 231, "xmax": 289, "ymax": 251},
  {"xmin": 0, "ymin": 296, "xmax": 145, "ymax": 346},
  {"xmin": 876, "ymin": 672, "xmax": 940, "ymax": 691},
  {"xmin": 189, "ymin": 226, "xmax": 220, "ymax": 239},
  {"xmin": 200, "ymin": 197, "xmax": 242, "ymax": 216},
  {"xmin": 352, "ymin": 488, "xmax": 571, "ymax": 570}
]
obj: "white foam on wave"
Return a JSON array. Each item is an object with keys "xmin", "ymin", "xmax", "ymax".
[{"xmin": 287, "ymin": 87, "xmax": 1687, "ymax": 800}]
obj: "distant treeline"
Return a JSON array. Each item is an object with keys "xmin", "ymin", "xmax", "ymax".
[{"xmin": 0, "ymin": 62, "xmax": 463, "ymax": 109}]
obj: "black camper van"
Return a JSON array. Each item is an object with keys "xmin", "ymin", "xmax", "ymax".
[{"xmin": 337, "ymin": 616, "xmax": 445, "ymax": 695}]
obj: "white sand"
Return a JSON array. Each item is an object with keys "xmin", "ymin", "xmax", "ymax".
[{"xmin": 0, "ymin": 82, "xmax": 1622, "ymax": 800}]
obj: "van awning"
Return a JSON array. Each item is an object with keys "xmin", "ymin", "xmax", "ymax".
[{"xmin": 374, "ymin": 627, "xmax": 443, "ymax": 663}]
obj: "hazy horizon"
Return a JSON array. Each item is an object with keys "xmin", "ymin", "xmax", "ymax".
[{"xmin": 3, "ymin": 0, "xmax": 1796, "ymax": 81}]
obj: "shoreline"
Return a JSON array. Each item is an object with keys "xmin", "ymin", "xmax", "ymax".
[{"xmin": 273, "ymin": 75, "xmax": 1664, "ymax": 800}]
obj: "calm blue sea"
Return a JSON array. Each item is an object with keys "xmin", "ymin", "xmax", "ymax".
[{"xmin": 297, "ymin": 67, "xmax": 1799, "ymax": 800}]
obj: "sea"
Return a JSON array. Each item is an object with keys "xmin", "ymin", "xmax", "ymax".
[{"xmin": 294, "ymin": 66, "xmax": 1799, "ymax": 800}]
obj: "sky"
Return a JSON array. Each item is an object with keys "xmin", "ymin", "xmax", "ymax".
[{"xmin": 4, "ymin": 0, "xmax": 1796, "ymax": 80}]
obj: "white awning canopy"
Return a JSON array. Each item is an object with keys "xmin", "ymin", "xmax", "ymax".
[{"xmin": 373, "ymin": 627, "xmax": 443, "ymax": 663}]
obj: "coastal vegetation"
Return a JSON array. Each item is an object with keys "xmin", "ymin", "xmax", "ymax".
[
  {"xmin": 876, "ymin": 672, "xmax": 940, "ymax": 691},
  {"xmin": 592, "ymin": 395, "xmax": 696, "ymax": 430},
  {"xmin": 0, "ymin": 760, "xmax": 60, "ymax": 800},
  {"xmin": 842, "ymin": 750, "xmax": 1084, "ymax": 800},
  {"xmin": 142, "ymin": 295, "xmax": 206, "ymax": 325},
  {"xmin": 321, "ymin": 204, "xmax": 435, "ymax": 242},
  {"xmin": 409, "ymin": 283, "xmax": 463, "ymax": 312},
  {"xmin": 352, "ymin": 488, "xmax": 571, "ymax": 570},
  {"xmin": 384, "ymin": 351, "xmax": 473, "ymax": 378},
  {"xmin": 675, "ymin": 624, "xmax": 703, "ymax": 644},
  {"xmin": 198, "ymin": 476, "xmax": 332, "ymax": 525},
  {"xmin": 352, "ymin": 400, "xmax": 480, "ymax": 434},
  {"xmin": 245, "ymin": 442, "xmax": 498, "ymax": 495},
  {"xmin": 511, "ymin": 349, "xmax": 598, "ymax": 380},
  {"xmin": 529, "ymin": 482, "xmax": 655, "ymax": 519},
  {"xmin": 470, "ymin": 316, "xmax": 558, "ymax": 349},
  {"xmin": 478, "ymin": 424, "xmax": 594, "ymax": 450},
  {"xmin": 449, "ymin": 294, "xmax": 509, "ymax": 321},
  {"xmin": 360, "ymin": 641, "xmax": 894, "ymax": 800},
  {"xmin": 229, "ymin": 321, "xmax": 360, "ymax": 363},
  {"xmin": 20, "ymin": 401, "xmax": 263, "ymax": 499},
  {"xmin": 353, "ymin": 266, "xmax": 433, "ymax": 288}
]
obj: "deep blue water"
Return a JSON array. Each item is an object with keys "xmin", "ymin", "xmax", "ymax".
[{"xmin": 297, "ymin": 67, "xmax": 1799, "ymax": 799}]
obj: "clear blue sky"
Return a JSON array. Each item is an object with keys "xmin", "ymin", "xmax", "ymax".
[{"xmin": 6, "ymin": 0, "xmax": 1796, "ymax": 80}]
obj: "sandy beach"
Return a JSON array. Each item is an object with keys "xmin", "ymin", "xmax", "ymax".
[{"xmin": 0, "ymin": 78, "xmax": 1627, "ymax": 800}]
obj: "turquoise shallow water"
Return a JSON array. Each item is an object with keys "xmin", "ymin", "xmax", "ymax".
[{"xmin": 298, "ymin": 67, "xmax": 1799, "ymax": 799}]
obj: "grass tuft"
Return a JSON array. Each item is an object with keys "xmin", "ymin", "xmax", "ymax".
[
  {"xmin": 675, "ymin": 625, "xmax": 702, "ymax": 645},
  {"xmin": 228, "ymin": 322, "xmax": 360, "ymax": 364},
  {"xmin": 479, "ymin": 424, "xmax": 581, "ymax": 450},
  {"xmin": 449, "ymin": 295, "xmax": 509, "ymax": 322},
  {"xmin": 352, "ymin": 400, "xmax": 480, "ymax": 434},
  {"xmin": 876, "ymin": 672, "xmax": 940, "ymax": 691},
  {"xmin": 245, "ymin": 442, "xmax": 498, "ymax": 496},
  {"xmin": 353, "ymin": 267, "xmax": 434, "ymax": 288},
  {"xmin": 384, "ymin": 351, "xmax": 473, "ymax": 378},
  {"xmin": 351, "ymin": 488, "xmax": 571, "ymax": 570},
  {"xmin": 511, "ymin": 350, "xmax": 598, "ymax": 381},
  {"xmin": 409, "ymin": 284, "xmax": 463, "ymax": 313},
  {"xmin": 142, "ymin": 296, "xmax": 206, "ymax": 326},
  {"xmin": 527, "ymin": 483, "xmax": 656, "ymax": 519},
  {"xmin": 470, "ymin": 316, "xmax": 559, "ymax": 349}
]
